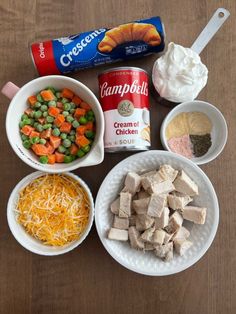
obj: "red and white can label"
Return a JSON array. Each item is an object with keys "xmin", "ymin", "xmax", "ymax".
[{"xmin": 99, "ymin": 68, "xmax": 150, "ymax": 150}]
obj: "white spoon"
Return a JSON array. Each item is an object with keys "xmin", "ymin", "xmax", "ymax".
[{"xmin": 191, "ymin": 7, "xmax": 230, "ymax": 54}]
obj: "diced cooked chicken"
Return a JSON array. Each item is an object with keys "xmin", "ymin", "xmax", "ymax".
[
  {"xmin": 141, "ymin": 172, "xmax": 163, "ymax": 192},
  {"xmin": 147, "ymin": 194, "xmax": 167, "ymax": 217},
  {"xmin": 124, "ymin": 172, "xmax": 141, "ymax": 194},
  {"xmin": 144, "ymin": 242, "xmax": 155, "ymax": 251},
  {"xmin": 119, "ymin": 192, "xmax": 132, "ymax": 218},
  {"xmin": 158, "ymin": 164, "xmax": 178, "ymax": 182},
  {"xmin": 173, "ymin": 226, "xmax": 190, "ymax": 240},
  {"xmin": 152, "ymin": 229, "xmax": 166, "ymax": 245},
  {"xmin": 140, "ymin": 227, "xmax": 155, "ymax": 242},
  {"xmin": 168, "ymin": 193, "xmax": 192, "ymax": 210},
  {"xmin": 174, "ymin": 239, "xmax": 193, "ymax": 256},
  {"xmin": 136, "ymin": 214, "xmax": 154, "ymax": 231},
  {"xmin": 163, "ymin": 231, "xmax": 174, "ymax": 244},
  {"xmin": 128, "ymin": 226, "xmax": 144, "ymax": 249},
  {"xmin": 165, "ymin": 211, "xmax": 183, "ymax": 234},
  {"xmin": 155, "ymin": 242, "xmax": 173, "ymax": 261},
  {"xmin": 132, "ymin": 197, "xmax": 150, "ymax": 214},
  {"xmin": 129, "ymin": 215, "xmax": 136, "ymax": 226},
  {"xmin": 140, "ymin": 170, "xmax": 157, "ymax": 178},
  {"xmin": 155, "ymin": 207, "xmax": 169, "ymax": 229},
  {"xmin": 151, "ymin": 180, "xmax": 175, "ymax": 195},
  {"xmin": 182, "ymin": 206, "xmax": 206, "ymax": 224},
  {"xmin": 110, "ymin": 197, "xmax": 120, "ymax": 215},
  {"xmin": 173, "ymin": 170, "xmax": 198, "ymax": 196},
  {"xmin": 113, "ymin": 216, "xmax": 129, "ymax": 230},
  {"xmin": 138, "ymin": 189, "xmax": 150, "ymax": 199},
  {"xmin": 108, "ymin": 228, "xmax": 128, "ymax": 241}
]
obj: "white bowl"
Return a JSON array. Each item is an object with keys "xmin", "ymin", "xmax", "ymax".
[
  {"xmin": 160, "ymin": 100, "xmax": 228, "ymax": 165},
  {"xmin": 2, "ymin": 75, "xmax": 104, "ymax": 172},
  {"xmin": 7, "ymin": 171, "xmax": 94, "ymax": 255},
  {"xmin": 95, "ymin": 150, "xmax": 219, "ymax": 276}
]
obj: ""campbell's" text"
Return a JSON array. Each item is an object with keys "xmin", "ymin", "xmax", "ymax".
[{"xmin": 100, "ymin": 80, "xmax": 148, "ymax": 98}]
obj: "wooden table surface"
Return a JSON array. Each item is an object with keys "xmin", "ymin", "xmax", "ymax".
[{"xmin": 0, "ymin": 0, "xmax": 235, "ymax": 313}]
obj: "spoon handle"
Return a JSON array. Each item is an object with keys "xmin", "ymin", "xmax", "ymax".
[{"xmin": 191, "ymin": 8, "xmax": 230, "ymax": 54}]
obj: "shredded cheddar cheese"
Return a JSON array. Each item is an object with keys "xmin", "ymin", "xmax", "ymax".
[{"xmin": 16, "ymin": 174, "xmax": 90, "ymax": 246}]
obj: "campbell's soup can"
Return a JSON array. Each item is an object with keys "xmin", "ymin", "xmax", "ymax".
[{"xmin": 98, "ymin": 67, "xmax": 150, "ymax": 152}]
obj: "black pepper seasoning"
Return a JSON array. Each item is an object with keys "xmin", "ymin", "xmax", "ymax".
[{"xmin": 190, "ymin": 134, "xmax": 212, "ymax": 157}]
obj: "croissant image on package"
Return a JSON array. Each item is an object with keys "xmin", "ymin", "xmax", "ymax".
[{"xmin": 98, "ymin": 23, "xmax": 161, "ymax": 53}]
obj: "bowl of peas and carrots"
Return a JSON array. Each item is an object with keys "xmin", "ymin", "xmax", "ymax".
[{"xmin": 3, "ymin": 76, "xmax": 104, "ymax": 172}]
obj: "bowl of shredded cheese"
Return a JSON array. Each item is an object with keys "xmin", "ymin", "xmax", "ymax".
[{"xmin": 7, "ymin": 171, "xmax": 94, "ymax": 255}]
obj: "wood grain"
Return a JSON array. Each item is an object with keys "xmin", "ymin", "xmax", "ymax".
[{"xmin": 0, "ymin": 0, "xmax": 235, "ymax": 313}]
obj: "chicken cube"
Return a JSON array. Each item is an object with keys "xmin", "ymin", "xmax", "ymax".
[
  {"xmin": 144, "ymin": 242, "xmax": 155, "ymax": 251},
  {"xmin": 182, "ymin": 206, "xmax": 206, "ymax": 224},
  {"xmin": 151, "ymin": 180, "xmax": 175, "ymax": 195},
  {"xmin": 174, "ymin": 239, "xmax": 193, "ymax": 256},
  {"xmin": 155, "ymin": 242, "xmax": 173, "ymax": 262},
  {"xmin": 140, "ymin": 170, "xmax": 157, "ymax": 178},
  {"xmin": 141, "ymin": 172, "xmax": 163, "ymax": 192},
  {"xmin": 173, "ymin": 226, "xmax": 190, "ymax": 240},
  {"xmin": 128, "ymin": 226, "xmax": 144, "ymax": 250},
  {"xmin": 165, "ymin": 211, "xmax": 183, "ymax": 234},
  {"xmin": 108, "ymin": 228, "xmax": 128, "ymax": 241},
  {"xmin": 124, "ymin": 172, "xmax": 141, "ymax": 194},
  {"xmin": 155, "ymin": 207, "xmax": 170, "ymax": 229},
  {"xmin": 173, "ymin": 170, "xmax": 198, "ymax": 196},
  {"xmin": 132, "ymin": 197, "xmax": 150, "ymax": 214},
  {"xmin": 147, "ymin": 194, "xmax": 167, "ymax": 217},
  {"xmin": 136, "ymin": 214, "xmax": 154, "ymax": 231},
  {"xmin": 163, "ymin": 231, "xmax": 174, "ymax": 244},
  {"xmin": 110, "ymin": 197, "xmax": 120, "ymax": 215},
  {"xmin": 152, "ymin": 229, "xmax": 166, "ymax": 245},
  {"xmin": 158, "ymin": 164, "xmax": 178, "ymax": 182},
  {"xmin": 119, "ymin": 192, "xmax": 132, "ymax": 218},
  {"xmin": 168, "ymin": 193, "xmax": 192, "ymax": 210},
  {"xmin": 113, "ymin": 216, "xmax": 129, "ymax": 230},
  {"xmin": 140, "ymin": 227, "xmax": 155, "ymax": 242}
]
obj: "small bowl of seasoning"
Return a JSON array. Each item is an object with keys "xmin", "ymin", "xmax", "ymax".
[{"xmin": 160, "ymin": 100, "xmax": 228, "ymax": 165}]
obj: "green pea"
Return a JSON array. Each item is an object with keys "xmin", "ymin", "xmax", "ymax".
[
  {"xmin": 36, "ymin": 94, "xmax": 43, "ymax": 103},
  {"xmin": 56, "ymin": 92, "xmax": 61, "ymax": 99},
  {"xmin": 77, "ymin": 149, "xmax": 85, "ymax": 158},
  {"xmin": 62, "ymin": 111, "xmax": 69, "ymax": 117},
  {"xmin": 61, "ymin": 97, "xmax": 69, "ymax": 104},
  {"xmin": 62, "ymin": 139, "xmax": 71, "ymax": 148},
  {"xmin": 21, "ymin": 134, "xmax": 28, "ymax": 141},
  {"xmin": 46, "ymin": 116, "xmax": 54, "ymax": 123},
  {"xmin": 34, "ymin": 101, "xmax": 42, "ymax": 108},
  {"xmin": 66, "ymin": 115, "xmax": 74, "ymax": 123},
  {"xmin": 58, "ymin": 145, "xmax": 66, "ymax": 153},
  {"xmin": 43, "ymin": 111, "xmax": 48, "ymax": 117},
  {"xmin": 60, "ymin": 133, "xmax": 67, "ymax": 140},
  {"xmin": 69, "ymin": 130, "xmax": 76, "ymax": 135},
  {"xmin": 87, "ymin": 116, "xmax": 95, "ymax": 122},
  {"xmin": 39, "ymin": 156, "xmax": 48, "ymax": 164},
  {"xmin": 46, "ymin": 86, "xmax": 56, "ymax": 94},
  {"xmin": 30, "ymin": 137, "xmax": 40, "ymax": 144},
  {"xmin": 36, "ymin": 124, "xmax": 43, "ymax": 132},
  {"xmin": 29, "ymin": 110, "xmax": 35, "ymax": 118},
  {"xmin": 79, "ymin": 116, "xmax": 87, "ymax": 125},
  {"xmin": 70, "ymin": 108, "xmax": 75, "ymax": 114},
  {"xmin": 70, "ymin": 102, "xmax": 76, "ymax": 109},
  {"xmin": 72, "ymin": 120, "xmax": 80, "ymax": 128},
  {"xmin": 85, "ymin": 130, "xmax": 95, "ymax": 139},
  {"xmin": 68, "ymin": 135, "xmax": 75, "ymax": 142},
  {"xmin": 19, "ymin": 121, "xmax": 24, "ymax": 128},
  {"xmin": 63, "ymin": 103, "xmax": 71, "ymax": 111},
  {"xmin": 41, "ymin": 104, "xmax": 48, "ymax": 112},
  {"xmin": 43, "ymin": 124, "xmax": 52, "ymax": 129},
  {"xmin": 52, "ymin": 128, "xmax": 60, "ymax": 136},
  {"xmin": 64, "ymin": 155, "xmax": 73, "ymax": 163},
  {"xmin": 22, "ymin": 118, "xmax": 32, "ymax": 125},
  {"xmin": 30, "ymin": 118, "xmax": 35, "ymax": 126},
  {"xmin": 82, "ymin": 145, "xmax": 91, "ymax": 153},
  {"xmin": 23, "ymin": 140, "xmax": 31, "ymax": 149},
  {"xmin": 39, "ymin": 138, "xmax": 46, "ymax": 145},
  {"xmin": 33, "ymin": 122, "xmax": 39, "ymax": 128},
  {"xmin": 48, "ymin": 100, "xmax": 57, "ymax": 107},
  {"xmin": 21, "ymin": 114, "xmax": 28, "ymax": 120},
  {"xmin": 34, "ymin": 110, "xmax": 42, "ymax": 119},
  {"xmin": 87, "ymin": 110, "xmax": 94, "ymax": 117}
]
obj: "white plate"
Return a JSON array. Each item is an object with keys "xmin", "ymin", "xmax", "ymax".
[{"xmin": 95, "ymin": 150, "xmax": 219, "ymax": 276}]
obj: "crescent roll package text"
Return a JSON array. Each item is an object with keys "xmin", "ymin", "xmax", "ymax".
[{"xmin": 30, "ymin": 17, "xmax": 165, "ymax": 75}]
